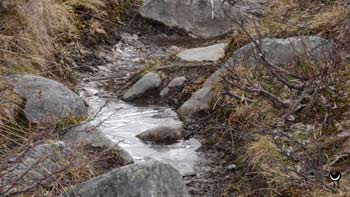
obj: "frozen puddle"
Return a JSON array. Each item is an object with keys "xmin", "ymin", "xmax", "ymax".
[{"xmin": 79, "ymin": 86, "xmax": 200, "ymax": 175}]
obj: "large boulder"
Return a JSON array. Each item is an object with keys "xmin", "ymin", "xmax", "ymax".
[
  {"xmin": 60, "ymin": 160, "xmax": 190, "ymax": 197},
  {"xmin": 63, "ymin": 130, "xmax": 134, "ymax": 165},
  {"xmin": 2, "ymin": 142, "xmax": 72, "ymax": 194},
  {"xmin": 176, "ymin": 43, "xmax": 227, "ymax": 62},
  {"xmin": 178, "ymin": 36, "xmax": 333, "ymax": 120},
  {"xmin": 10, "ymin": 75, "xmax": 87, "ymax": 126},
  {"xmin": 136, "ymin": 120, "xmax": 184, "ymax": 144},
  {"xmin": 223, "ymin": 36, "xmax": 333, "ymax": 67},
  {"xmin": 123, "ymin": 72, "xmax": 161, "ymax": 101},
  {"xmin": 140, "ymin": 0, "xmax": 255, "ymax": 38}
]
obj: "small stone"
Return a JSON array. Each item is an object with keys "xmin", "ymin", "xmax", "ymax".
[
  {"xmin": 160, "ymin": 76, "xmax": 187, "ymax": 97},
  {"xmin": 160, "ymin": 87, "xmax": 170, "ymax": 97},
  {"xmin": 123, "ymin": 72, "xmax": 161, "ymax": 101},
  {"xmin": 286, "ymin": 115, "xmax": 296, "ymax": 122},
  {"xmin": 337, "ymin": 131, "xmax": 350, "ymax": 139},
  {"xmin": 169, "ymin": 46, "xmax": 183, "ymax": 53},
  {"xmin": 168, "ymin": 76, "xmax": 187, "ymax": 88},
  {"xmin": 227, "ymin": 164, "xmax": 237, "ymax": 170},
  {"xmin": 136, "ymin": 124, "xmax": 183, "ymax": 144}
]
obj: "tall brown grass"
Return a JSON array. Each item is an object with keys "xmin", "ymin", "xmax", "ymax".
[{"xmin": 0, "ymin": 0, "xmax": 140, "ymax": 195}]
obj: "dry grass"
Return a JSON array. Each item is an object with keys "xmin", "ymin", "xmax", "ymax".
[
  {"xmin": 0, "ymin": 137, "xmax": 125, "ymax": 196},
  {"xmin": 0, "ymin": 0, "xmax": 140, "ymax": 195},
  {"xmin": 226, "ymin": 0, "xmax": 350, "ymax": 58},
  {"xmin": 0, "ymin": 0, "xmax": 140, "ymax": 133},
  {"xmin": 0, "ymin": 0, "xmax": 139, "ymax": 80},
  {"xmin": 244, "ymin": 135, "xmax": 293, "ymax": 191},
  {"xmin": 213, "ymin": 0, "xmax": 350, "ymax": 195},
  {"xmin": 0, "ymin": 0, "xmax": 76, "ymax": 73}
]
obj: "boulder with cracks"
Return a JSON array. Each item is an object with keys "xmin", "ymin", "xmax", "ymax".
[
  {"xmin": 60, "ymin": 160, "xmax": 190, "ymax": 197},
  {"xmin": 178, "ymin": 36, "xmax": 333, "ymax": 120},
  {"xmin": 9, "ymin": 75, "xmax": 88, "ymax": 126},
  {"xmin": 140, "ymin": 0, "xmax": 264, "ymax": 38}
]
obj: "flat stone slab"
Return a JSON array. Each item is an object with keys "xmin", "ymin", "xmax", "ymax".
[
  {"xmin": 160, "ymin": 76, "xmax": 187, "ymax": 97},
  {"xmin": 177, "ymin": 43, "xmax": 227, "ymax": 62}
]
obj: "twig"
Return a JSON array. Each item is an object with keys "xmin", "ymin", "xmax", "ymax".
[{"xmin": 154, "ymin": 62, "xmax": 213, "ymax": 70}]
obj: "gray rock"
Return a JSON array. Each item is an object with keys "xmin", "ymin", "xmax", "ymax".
[
  {"xmin": 167, "ymin": 76, "xmax": 187, "ymax": 88},
  {"xmin": 60, "ymin": 160, "xmax": 190, "ymax": 197},
  {"xmin": 177, "ymin": 69, "xmax": 224, "ymax": 120},
  {"xmin": 123, "ymin": 72, "xmax": 161, "ymax": 101},
  {"xmin": 223, "ymin": 36, "xmax": 333, "ymax": 68},
  {"xmin": 136, "ymin": 122, "xmax": 183, "ymax": 144},
  {"xmin": 10, "ymin": 75, "xmax": 87, "ymax": 126},
  {"xmin": 160, "ymin": 88, "xmax": 171, "ymax": 98},
  {"xmin": 140, "ymin": 0, "xmax": 245, "ymax": 38},
  {"xmin": 178, "ymin": 36, "xmax": 333, "ymax": 120},
  {"xmin": 236, "ymin": 0, "xmax": 268, "ymax": 16},
  {"xmin": 337, "ymin": 131, "xmax": 350, "ymax": 139},
  {"xmin": 2, "ymin": 142, "xmax": 72, "ymax": 194},
  {"xmin": 227, "ymin": 164, "xmax": 237, "ymax": 170},
  {"xmin": 160, "ymin": 76, "xmax": 187, "ymax": 97},
  {"xmin": 63, "ymin": 130, "xmax": 134, "ymax": 165},
  {"xmin": 176, "ymin": 43, "xmax": 227, "ymax": 62}
]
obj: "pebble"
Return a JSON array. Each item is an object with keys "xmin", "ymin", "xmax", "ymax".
[{"xmin": 227, "ymin": 164, "xmax": 237, "ymax": 170}]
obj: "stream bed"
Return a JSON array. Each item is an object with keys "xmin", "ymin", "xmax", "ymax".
[{"xmin": 77, "ymin": 33, "xmax": 200, "ymax": 176}]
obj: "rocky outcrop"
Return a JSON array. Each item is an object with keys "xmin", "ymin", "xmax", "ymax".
[
  {"xmin": 10, "ymin": 75, "xmax": 87, "ymax": 126},
  {"xmin": 140, "ymin": 0, "xmax": 244, "ymax": 38},
  {"xmin": 223, "ymin": 36, "xmax": 333, "ymax": 67},
  {"xmin": 178, "ymin": 36, "xmax": 333, "ymax": 120},
  {"xmin": 176, "ymin": 43, "xmax": 227, "ymax": 62},
  {"xmin": 63, "ymin": 130, "xmax": 134, "ymax": 165},
  {"xmin": 160, "ymin": 76, "xmax": 187, "ymax": 97},
  {"xmin": 2, "ymin": 142, "xmax": 72, "ymax": 194},
  {"xmin": 136, "ymin": 120, "xmax": 183, "ymax": 144},
  {"xmin": 123, "ymin": 72, "xmax": 161, "ymax": 101},
  {"xmin": 60, "ymin": 160, "xmax": 190, "ymax": 197}
]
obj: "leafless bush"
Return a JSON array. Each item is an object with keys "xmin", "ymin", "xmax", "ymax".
[
  {"xmin": 223, "ymin": 18, "xmax": 345, "ymax": 121},
  {"xmin": 0, "ymin": 82, "xmax": 121, "ymax": 196},
  {"xmin": 217, "ymin": 12, "xmax": 350, "ymax": 194}
]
